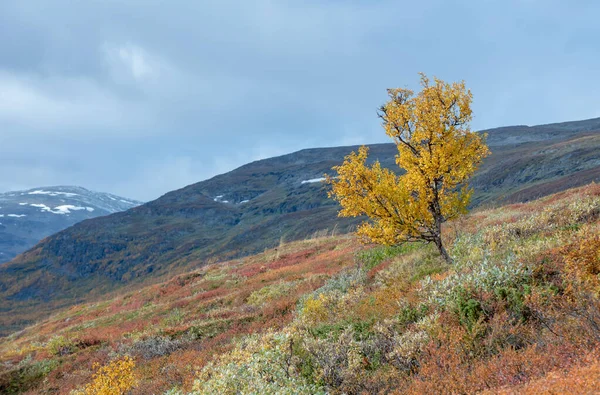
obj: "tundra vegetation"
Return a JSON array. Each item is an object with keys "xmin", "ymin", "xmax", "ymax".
[{"xmin": 0, "ymin": 183, "xmax": 598, "ymax": 394}]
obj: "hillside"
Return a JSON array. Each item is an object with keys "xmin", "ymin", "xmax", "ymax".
[
  {"xmin": 1, "ymin": 183, "xmax": 598, "ymax": 394},
  {"xmin": 0, "ymin": 119, "xmax": 599, "ymax": 336},
  {"xmin": 0, "ymin": 186, "xmax": 141, "ymax": 263}
]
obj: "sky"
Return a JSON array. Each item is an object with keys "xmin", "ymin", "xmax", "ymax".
[{"xmin": 1, "ymin": 0, "xmax": 599, "ymax": 201}]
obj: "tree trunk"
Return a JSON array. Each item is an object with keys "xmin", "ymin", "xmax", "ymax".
[
  {"xmin": 430, "ymin": 182, "xmax": 451, "ymax": 263},
  {"xmin": 433, "ymin": 235, "xmax": 451, "ymax": 263}
]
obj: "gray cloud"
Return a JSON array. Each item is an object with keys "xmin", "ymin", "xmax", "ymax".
[{"xmin": 1, "ymin": 0, "xmax": 599, "ymax": 200}]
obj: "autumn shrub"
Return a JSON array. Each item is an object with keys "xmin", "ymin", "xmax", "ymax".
[
  {"xmin": 162, "ymin": 308, "xmax": 185, "ymax": 327},
  {"xmin": 184, "ymin": 326, "xmax": 214, "ymax": 342},
  {"xmin": 521, "ymin": 237, "xmax": 600, "ymax": 348},
  {"xmin": 297, "ymin": 266, "xmax": 366, "ymax": 315},
  {"xmin": 163, "ymin": 387, "xmax": 184, "ymax": 395},
  {"xmin": 480, "ymin": 194, "xmax": 600, "ymax": 253},
  {"xmin": 405, "ymin": 339, "xmax": 584, "ymax": 394},
  {"xmin": 421, "ymin": 253, "xmax": 530, "ymax": 312},
  {"xmin": 372, "ymin": 320, "xmax": 429, "ymax": 373},
  {"xmin": 119, "ymin": 336, "xmax": 182, "ymax": 360},
  {"xmin": 300, "ymin": 327, "xmax": 370, "ymax": 390},
  {"xmin": 246, "ymin": 281, "xmax": 298, "ymax": 307},
  {"xmin": 496, "ymin": 351, "xmax": 600, "ymax": 394},
  {"xmin": 451, "ymin": 232, "xmax": 487, "ymax": 262},
  {"xmin": 299, "ymin": 294, "xmax": 330, "ymax": 326},
  {"xmin": 193, "ymin": 331, "xmax": 326, "ymax": 395},
  {"xmin": 563, "ymin": 234, "xmax": 600, "ymax": 296},
  {"xmin": 72, "ymin": 356, "xmax": 137, "ymax": 395},
  {"xmin": 294, "ymin": 312, "xmax": 434, "ymax": 393},
  {"xmin": 47, "ymin": 335, "xmax": 77, "ymax": 356}
]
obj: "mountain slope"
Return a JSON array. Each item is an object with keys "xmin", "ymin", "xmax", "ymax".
[
  {"xmin": 1, "ymin": 183, "xmax": 598, "ymax": 394},
  {"xmin": 0, "ymin": 186, "xmax": 141, "ymax": 263},
  {"xmin": 0, "ymin": 118, "xmax": 599, "ymax": 335}
]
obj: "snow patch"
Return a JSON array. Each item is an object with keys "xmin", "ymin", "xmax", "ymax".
[
  {"xmin": 214, "ymin": 195, "xmax": 231, "ymax": 203},
  {"xmin": 30, "ymin": 203, "xmax": 87, "ymax": 215},
  {"xmin": 240, "ymin": 200, "xmax": 250, "ymax": 204},
  {"xmin": 18, "ymin": 202, "xmax": 28, "ymax": 206},
  {"xmin": 301, "ymin": 177, "xmax": 326, "ymax": 184},
  {"xmin": 52, "ymin": 205, "xmax": 87, "ymax": 214},
  {"xmin": 28, "ymin": 190, "xmax": 79, "ymax": 197},
  {"xmin": 7, "ymin": 214, "xmax": 26, "ymax": 218}
]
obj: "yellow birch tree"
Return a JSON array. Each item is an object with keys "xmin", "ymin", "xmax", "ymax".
[{"xmin": 327, "ymin": 74, "xmax": 490, "ymax": 263}]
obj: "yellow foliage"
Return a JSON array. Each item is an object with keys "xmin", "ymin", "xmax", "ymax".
[
  {"xmin": 75, "ymin": 356, "xmax": 137, "ymax": 395},
  {"xmin": 301, "ymin": 294, "xmax": 329, "ymax": 325},
  {"xmin": 328, "ymin": 74, "xmax": 489, "ymax": 260},
  {"xmin": 564, "ymin": 235, "xmax": 600, "ymax": 296}
]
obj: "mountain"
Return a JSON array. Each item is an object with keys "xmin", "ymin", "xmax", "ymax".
[
  {"xmin": 0, "ymin": 186, "xmax": 141, "ymax": 263},
  {"xmin": 0, "ymin": 118, "xmax": 599, "ymax": 335}
]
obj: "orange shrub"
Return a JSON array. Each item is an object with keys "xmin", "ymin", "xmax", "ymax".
[
  {"xmin": 563, "ymin": 235, "xmax": 600, "ymax": 296},
  {"xmin": 498, "ymin": 353, "xmax": 600, "ymax": 394}
]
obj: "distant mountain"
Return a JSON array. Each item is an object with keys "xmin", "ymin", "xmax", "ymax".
[
  {"xmin": 0, "ymin": 186, "xmax": 141, "ymax": 263},
  {"xmin": 0, "ymin": 118, "xmax": 599, "ymax": 336}
]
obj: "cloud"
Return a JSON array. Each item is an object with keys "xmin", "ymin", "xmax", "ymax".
[
  {"xmin": 0, "ymin": 70, "xmax": 151, "ymax": 136},
  {"xmin": 116, "ymin": 45, "xmax": 154, "ymax": 81},
  {"xmin": 0, "ymin": 1, "xmax": 599, "ymax": 201},
  {"xmin": 102, "ymin": 42, "xmax": 161, "ymax": 85}
]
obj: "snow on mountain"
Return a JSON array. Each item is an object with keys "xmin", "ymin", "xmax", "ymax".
[
  {"xmin": 0, "ymin": 186, "xmax": 142, "ymax": 263},
  {"xmin": 300, "ymin": 177, "xmax": 326, "ymax": 184}
]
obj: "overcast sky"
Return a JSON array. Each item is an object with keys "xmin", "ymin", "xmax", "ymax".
[{"xmin": 1, "ymin": 1, "xmax": 599, "ymax": 201}]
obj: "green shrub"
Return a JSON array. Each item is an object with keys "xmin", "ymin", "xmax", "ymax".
[
  {"xmin": 455, "ymin": 290, "xmax": 485, "ymax": 332},
  {"xmin": 494, "ymin": 284, "xmax": 532, "ymax": 323},
  {"xmin": 162, "ymin": 308, "xmax": 185, "ymax": 326},
  {"xmin": 421, "ymin": 254, "xmax": 530, "ymax": 310},
  {"xmin": 46, "ymin": 335, "xmax": 76, "ymax": 356},
  {"xmin": 308, "ymin": 319, "xmax": 375, "ymax": 341},
  {"xmin": 397, "ymin": 304, "xmax": 428, "ymax": 328},
  {"xmin": 194, "ymin": 331, "xmax": 326, "ymax": 395},
  {"xmin": 2, "ymin": 359, "xmax": 59, "ymax": 394}
]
